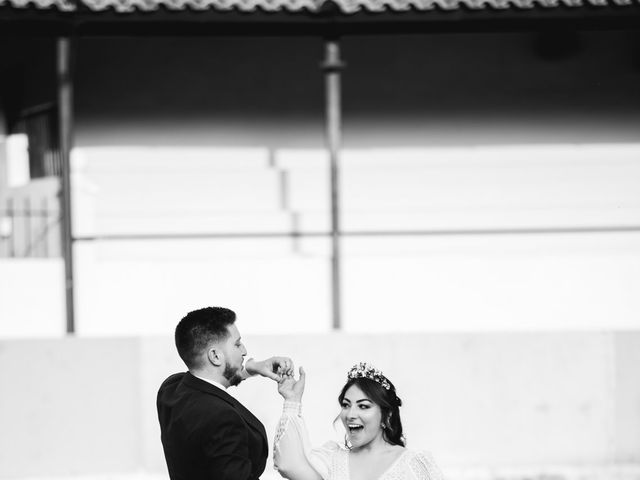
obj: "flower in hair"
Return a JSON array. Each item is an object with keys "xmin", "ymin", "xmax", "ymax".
[{"xmin": 347, "ymin": 362, "xmax": 391, "ymax": 390}]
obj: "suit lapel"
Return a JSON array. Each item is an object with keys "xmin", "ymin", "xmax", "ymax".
[
  {"xmin": 183, "ymin": 372, "xmax": 267, "ymax": 439},
  {"xmin": 229, "ymin": 394, "xmax": 267, "ymax": 438}
]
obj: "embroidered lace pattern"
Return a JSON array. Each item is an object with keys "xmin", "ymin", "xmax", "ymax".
[
  {"xmin": 274, "ymin": 400, "xmax": 301, "ymax": 455},
  {"xmin": 325, "ymin": 449, "xmax": 441, "ymax": 479},
  {"xmin": 407, "ymin": 451, "xmax": 444, "ymax": 480},
  {"xmin": 332, "ymin": 446, "xmax": 349, "ymax": 480}
]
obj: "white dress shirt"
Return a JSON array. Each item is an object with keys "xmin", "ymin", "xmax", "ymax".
[{"xmin": 192, "ymin": 374, "xmax": 227, "ymax": 391}]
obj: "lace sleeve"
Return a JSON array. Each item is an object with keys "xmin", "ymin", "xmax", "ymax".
[
  {"xmin": 273, "ymin": 401, "xmax": 327, "ymax": 480},
  {"xmin": 408, "ymin": 451, "xmax": 444, "ymax": 480}
]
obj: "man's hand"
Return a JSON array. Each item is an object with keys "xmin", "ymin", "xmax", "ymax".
[
  {"xmin": 277, "ymin": 367, "xmax": 306, "ymax": 402},
  {"xmin": 245, "ymin": 357, "xmax": 294, "ymax": 381}
]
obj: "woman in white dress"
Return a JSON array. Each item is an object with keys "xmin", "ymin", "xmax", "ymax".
[{"xmin": 273, "ymin": 362, "xmax": 443, "ymax": 480}]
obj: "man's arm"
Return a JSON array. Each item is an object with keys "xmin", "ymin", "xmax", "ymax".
[{"xmin": 241, "ymin": 357, "xmax": 294, "ymax": 382}]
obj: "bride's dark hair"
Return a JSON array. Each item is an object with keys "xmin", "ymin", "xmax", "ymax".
[{"xmin": 337, "ymin": 376, "xmax": 406, "ymax": 447}]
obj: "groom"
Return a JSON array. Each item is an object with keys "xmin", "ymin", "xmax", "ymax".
[{"xmin": 157, "ymin": 306, "xmax": 292, "ymax": 480}]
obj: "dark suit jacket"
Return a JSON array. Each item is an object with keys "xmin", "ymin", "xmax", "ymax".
[{"xmin": 157, "ymin": 372, "xmax": 268, "ymax": 480}]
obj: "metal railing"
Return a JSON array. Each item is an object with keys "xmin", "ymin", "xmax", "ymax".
[
  {"xmin": 18, "ymin": 103, "xmax": 63, "ymax": 179},
  {"xmin": 0, "ymin": 198, "xmax": 61, "ymax": 258}
]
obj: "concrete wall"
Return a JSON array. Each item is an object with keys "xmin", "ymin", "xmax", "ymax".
[
  {"xmin": 69, "ymin": 231, "xmax": 640, "ymax": 335},
  {"xmin": 63, "ymin": 30, "xmax": 640, "ymax": 335},
  {"xmin": 0, "ymin": 259, "xmax": 65, "ymax": 337},
  {"xmin": 2, "ymin": 30, "xmax": 640, "ymax": 336},
  {"xmin": 3, "ymin": 227, "xmax": 640, "ymax": 336},
  {"xmin": 0, "ymin": 333, "xmax": 638, "ymax": 479},
  {"xmin": 0, "ymin": 338, "xmax": 142, "ymax": 478}
]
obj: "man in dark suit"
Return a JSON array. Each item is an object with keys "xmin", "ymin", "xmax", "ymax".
[{"xmin": 157, "ymin": 306, "xmax": 293, "ymax": 480}]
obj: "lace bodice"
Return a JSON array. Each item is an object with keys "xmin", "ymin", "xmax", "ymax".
[{"xmin": 273, "ymin": 401, "xmax": 443, "ymax": 480}]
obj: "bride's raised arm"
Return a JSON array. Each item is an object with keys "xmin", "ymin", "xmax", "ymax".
[{"xmin": 273, "ymin": 368, "xmax": 327, "ymax": 480}]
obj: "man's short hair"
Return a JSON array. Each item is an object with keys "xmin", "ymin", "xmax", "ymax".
[{"xmin": 175, "ymin": 307, "xmax": 236, "ymax": 369}]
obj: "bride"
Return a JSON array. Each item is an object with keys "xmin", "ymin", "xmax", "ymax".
[{"xmin": 273, "ymin": 362, "xmax": 443, "ymax": 480}]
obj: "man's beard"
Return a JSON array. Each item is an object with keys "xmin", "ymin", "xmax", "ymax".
[{"xmin": 223, "ymin": 360, "xmax": 243, "ymax": 387}]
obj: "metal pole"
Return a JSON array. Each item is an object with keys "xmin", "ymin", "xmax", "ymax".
[
  {"xmin": 322, "ymin": 39, "xmax": 344, "ymax": 330},
  {"xmin": 42, "ymin": 197, "xmax": 48, "ymax": 257},
  {"xmin": 24, "ymin": 197, "xmax": 31, "ymax": 258},
  {"xmin": 7, "ymin": 197, "xmax": 15, "ymax": 258},
  {"xmin": 57, "ymin": 37, "xmax": 75, "ymax": 334}
]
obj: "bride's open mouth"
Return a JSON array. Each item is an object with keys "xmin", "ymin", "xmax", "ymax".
[{"xmin": 347, "ymin": 424, "xmax": 364, "ymax": 434}]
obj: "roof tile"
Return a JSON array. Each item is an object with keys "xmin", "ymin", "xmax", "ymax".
[{"xmin": 1, "ymin": 0, "xmax": 638, "ymax": 13}]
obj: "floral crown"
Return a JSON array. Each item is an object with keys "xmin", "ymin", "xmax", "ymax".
[{"xmin": 347, "ymin": 362, "xmax": 391, "ymax": 390}]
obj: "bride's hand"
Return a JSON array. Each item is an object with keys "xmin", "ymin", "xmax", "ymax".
[{"xmin": 277, "ymin": 367, "xmax": 306, "ymax": 402}]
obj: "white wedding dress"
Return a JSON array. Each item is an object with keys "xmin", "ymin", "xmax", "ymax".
[{"xmin": 273, "ymin": 401, "xmax": 444, "ymax": 480}]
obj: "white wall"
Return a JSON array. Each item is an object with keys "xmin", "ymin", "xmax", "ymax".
[
  {"xmin": 0, "ymin": 338, "xmax": 142, "ymax": 478},
  {"xmin": 0, "ymin": 259, "xmax": 65, "ymax": 337},
  {"xmin": 5, "ymin": 143, "xmax": 640, "ymax": 336},
  {"xmin": 62, "ymin": 143, "xmax": 640, "ymax": 335},
  {"xmin": 0, "ymin": 333, "xmax": 638, "ymax": 479},
  {"xmin": 67, "ymin": 232, "xmax": 640, "ymax": 335}
]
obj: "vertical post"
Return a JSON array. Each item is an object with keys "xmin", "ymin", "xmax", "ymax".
[
  {"xmin": 322, "ymin": 38, "xmax": 344, "ymax": 330},
  {"xmin": 58, "ymin": 37, "xmax": 75, "ymax": 334},
  {"xmin": 24, "ymin": 197, "xmax": 31, "ymax": 257},
  {"xmin": 42, "ymin": 197, "xmax": 49, "ymax": 258},
  {"xmin": 7, "ymin": 197, "xmax": 15, "ymax": 258}
]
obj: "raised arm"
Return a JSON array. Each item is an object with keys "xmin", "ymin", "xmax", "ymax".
[
  {"xmin": 273, "ymin": 368, "xmax": 325, "ymax": 480},
  {"xmin": 242, "ymin": 357, "xmax": 294, "ymax": 382}
]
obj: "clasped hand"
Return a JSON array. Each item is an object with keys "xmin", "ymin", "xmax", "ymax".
[
  {"xmin": 244, "ymin": 356, "xmax": 305, "ymax": 402},
  {"xmin": 246, "ymin": 356, "xmax": 294, "ymax": 381},
  {"xmin": 277, "ymin": 366, "xmax": 306, "ymax": 402}
]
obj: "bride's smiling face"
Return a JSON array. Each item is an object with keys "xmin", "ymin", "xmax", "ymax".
[{"xmin": 340, "ymin": 384, "xmax": 384, "ymax": 449}]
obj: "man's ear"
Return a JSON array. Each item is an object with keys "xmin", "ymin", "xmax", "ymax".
[{"xmin": 207, "ymin": 347, "xmax": 223, "ymax": 367}]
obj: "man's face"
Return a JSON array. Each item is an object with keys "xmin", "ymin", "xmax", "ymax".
[{"xmin": 221, "ymin": 323, "xmax": 247, "ymax": 387}]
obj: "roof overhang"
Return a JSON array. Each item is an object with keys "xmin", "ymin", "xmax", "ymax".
[{"xmin": 1, "ymin": 0, "xmax": 639, "ymax": 35}]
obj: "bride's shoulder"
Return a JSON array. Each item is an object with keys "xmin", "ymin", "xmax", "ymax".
[
  {"xmin": 307, "ymin": 442, "xmax": 348, "ymax": 479},
  {"xmin": 312, "ymin": 441, "xmax": 347, "ymax": 456},
  {"xmin": 404, "ymin": 449, "xmax": 436, "ymax": 461},
  {"xmin": 402, "ymin": 450, "xmax": 443, "ymax": 480}
]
